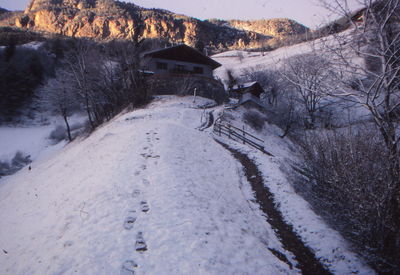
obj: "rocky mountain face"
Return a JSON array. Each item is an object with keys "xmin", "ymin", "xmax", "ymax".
[
  {"xmin": 0, "ymin": 0, "xmax": 308, "ymax": 50},
  {"xmin": 228, "ymin": 19, "xmax": 309, "ymax": 38}
]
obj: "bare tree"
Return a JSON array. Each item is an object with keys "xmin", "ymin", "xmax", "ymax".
[
  {"xmin": 275, "ymin": 89, "xmax": 302, "ymax": 138},
  {"xmin": 239, "ymin": 66, "xmax": 306, "ymax": 137},
  {"xmin": 281, "ymin": 53, "xmax": 333, "ymax": 128},
  {"xmin": 177, "ymin": 74, "xmax": 196, "ymax": 95},
  {"xmin": 320, "ymin": 0, "xmax": 400, "ymax": 155},
  {"xmin": 112, "ymin": 39, "xmax": 150, "ymax": 109},
  {"xmin": 317, "ymin": 0, "xmax": 400, "ymax": 270},
  {"xmin": 225, "ymin": 69, "xmax": 238, "ymax": 95},
  {"xmin": 65, "ymin": 39, "xmax": 98, "ymax": 130},
  {"xmin": 41, "ymin": 68, "xmax": 77, "ymax": 141}
]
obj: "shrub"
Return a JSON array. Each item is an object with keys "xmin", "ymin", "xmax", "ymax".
[
  {"xmin": 0, "ymin": 151, "xmax": 31, "ymax": 178},
  {"xmin": 11, "ymin": 151, "xmax": 32, "ymax": 171},
  {"xmin": 48, "ymin": 125, "xmax": 67, "ymax": 143},
  {"xmin": 297, "ymin": 126, "xmax": 400, "ymax": 272},
  {"xmin": 0, "ymin": 161, "xmax": 11, "ymax": 177},
  {"xmin": 243, "ymin": 110, "xmax": 265, "ymax": 131}
]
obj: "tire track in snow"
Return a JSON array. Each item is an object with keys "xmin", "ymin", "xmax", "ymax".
[{"xmin": 216, "ymin": 140, "xmax": 332, "ymax": 275}]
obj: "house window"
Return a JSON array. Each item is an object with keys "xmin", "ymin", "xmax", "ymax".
[
  {"xmin": 193, "ymin": 66, "xmax": 204, "ymax": 74},
  {"xmin": 175, "ymin": 64, "xmax": 185, "ymax": 71},
  {"xmin": 156, "ymin": 62, "xmax": 168, "ymax": 70}
]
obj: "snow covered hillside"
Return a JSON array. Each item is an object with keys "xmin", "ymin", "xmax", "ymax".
[
  {"xmin": 212, "ymin": 29, "xmax": 362, "ymax": 81},
  {"xmin": 0, "ymin": 96, "xmax": 374, "ymax": 274},
  {"xmin": 0, "ymin": 113, "xmax": 87, "ymax": 177}
]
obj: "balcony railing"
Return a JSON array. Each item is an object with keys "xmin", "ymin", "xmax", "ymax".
[{"xmin": 169, "ymin": 68, "xmax": 203, "ymax": 75}]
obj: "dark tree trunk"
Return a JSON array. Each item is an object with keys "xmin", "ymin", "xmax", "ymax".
[
  {"xmin": 64, "ymin": 116, "xmax": 72, "ymax": 142},
  {"xmin": 62, "ymin": 109, "xmax": 72, "ymax": 142}
]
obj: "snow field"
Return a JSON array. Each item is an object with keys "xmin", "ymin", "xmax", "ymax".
[
  {"xmin": 0, "ymin": 113, "xmax": 87, "ymax": 163},
  {"xmin": 0, "ymin": 96, "xmax": 296, "ymax": 275}
]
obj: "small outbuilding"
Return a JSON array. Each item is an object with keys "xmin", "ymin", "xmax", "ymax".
[
  {"xmin": 229, "ymin": 81, "xmax": 264, "ymax": 99},
  {"xmin": 238, "ymin": 92, "xmax": 267, "ymax": 110},
  {"xmin": 228, "ymin": 81, "xmax": 266, "ymax": 110}
]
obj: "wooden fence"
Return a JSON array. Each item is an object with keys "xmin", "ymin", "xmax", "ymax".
[{"xmin": 213, "ymin": 118, "xmax": 270, "ymax": 154}]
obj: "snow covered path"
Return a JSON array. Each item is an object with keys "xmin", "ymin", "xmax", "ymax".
[
  {"xmin": 217, "ymin": 141, "xmax": 331, "ymax": 275},
  {"xmin": 0, "ymin": 97, "xmax": 296, "ymax": 275}
]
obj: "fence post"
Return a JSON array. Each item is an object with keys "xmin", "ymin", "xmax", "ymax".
[
  {"xmin": 228, "ymin": 124, "xmax": 231, "ymax": 139},
  {"xmin": 242, "ymin": 125, "xmax": 245, "ymax": 144}
]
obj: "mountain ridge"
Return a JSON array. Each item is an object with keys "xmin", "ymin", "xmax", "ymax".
[
  {"xmin": 0, "ymin": 0, "xmax": 308, "ymax": 50},
  {"xmin": 207, "ymin": 18, "xmax": 309, "ymax": 38}
]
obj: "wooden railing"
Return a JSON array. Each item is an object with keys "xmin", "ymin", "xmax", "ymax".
[{"xmin": 213, "ymin": 118, "xmax": 271, "ymax": 155}]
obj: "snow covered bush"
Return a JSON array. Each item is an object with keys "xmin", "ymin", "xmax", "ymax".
[
  {"xmin": 48, "ymin": 125, "xmax": 67, "ymax": 143},
  {"xmin": 243, "ymin": 110, "xmax": 265, "ymax": 131},
  {"xmin": 0, "ymin": 161, "xmax": 11, "ymax": 177},
  {"xmin": 0, "ymin": 151, "xmax": 31, "ymax": 178},
  {"xmin": 11, "ymin": 151, "xmax": 32, "ymax": 171},
  {"xmin": 297, "ymin": 126, "xmax": 400, "ymax": 272}
]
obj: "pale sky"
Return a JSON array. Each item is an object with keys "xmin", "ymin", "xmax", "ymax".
[{"xmin": 0, "ymin": 0, "xmax": 363, "ymax": 29}]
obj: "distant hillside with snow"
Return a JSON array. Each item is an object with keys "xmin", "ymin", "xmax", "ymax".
[{"xmin": 212, "ymin": 28, "xmax": 361, "ymax": 80}]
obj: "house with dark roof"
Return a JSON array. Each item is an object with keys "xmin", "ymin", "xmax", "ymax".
[
  {"xmin": 142, "ymin": 44, "xmax": 221, "ymax": 78},
  {"xmin": 141, "ymin": 44, "xmax": 226, "ymax": 103}
]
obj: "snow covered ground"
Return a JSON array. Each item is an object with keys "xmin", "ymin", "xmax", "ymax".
[
  {"xmin": 216, "ymin": 107, "xmax": 375, "ymax": 275},
  {"xmin": 0, "ymin": 125, "xmax": 62, "ymax": 162},
  {"xmin": 0, "ymin": 96, "xmax": 375, "ymax": 274},
  {"xmin": 0, "ymin": 113, "xmax": 86, "ymax": 165},
  {"xmin": 212, "ymin": 40, "xmax": 319, "ymax": 81},
  {"xmin": 212, "ymin": 29, "xmax": 371, "ymax": 126},
  {"xmin": 212, "ymin": 28, "xmax": 363, "ymax": 81},
  {"xmin": 0, "ymin": 97, "xmax": 294, "ymax": 274}
]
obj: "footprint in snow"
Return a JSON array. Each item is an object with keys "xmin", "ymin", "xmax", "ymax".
[
  {"xmin": 135, "ymin": 232, "xmax": 147, "ymax": 252},
  {"xmin": 123, "ymin": 216, "xmax": 137, "ymax": 230},
  {"xmin": 120, "ymin": 260, "xmax": 138, "ymax": 275},
  {"xmin": 142, "ymin": 179, "xmax": 150, "ymax": 186},
  {"xmin": 141, "ymin": 201, "xmax": 150, "ymax": 213},
  {"xmin": 63, "ymin": 241, "xmax": 73, "ymax": 248},
  {"xmin": 132, "ymin": 189, "xmax": 141, "ymax": 198}
]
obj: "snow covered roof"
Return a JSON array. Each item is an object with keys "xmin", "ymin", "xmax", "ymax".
[
  {"xmin": 137, "ymin": 69, "xmax": 155, "ymax": 76},
  {"xmin": 230, "ymin": 81, "xmax": 264, "ymax": 98},
  {"xmin": 232, "ymin": 81, "xmax": 258, "ymax": 90},
  {"xmin": 143, "ymin": 44, "xmax": 222, "ymax": 69}
]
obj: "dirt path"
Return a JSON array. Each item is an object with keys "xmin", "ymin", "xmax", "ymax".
[{"xmin": 217, "ymin": 140, "xmax": 332, "ymax": 275}]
